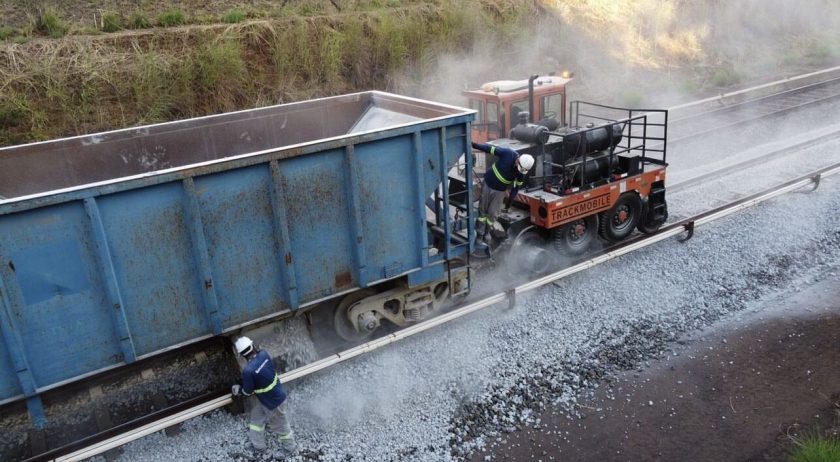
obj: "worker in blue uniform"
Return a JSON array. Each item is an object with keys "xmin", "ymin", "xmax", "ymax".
[
  {"xmin": 471, "ymin": 141, "xmax": 534, "ymax": 240},
  {"xmin": 231, "ymin": 337, "xmax": 296, "ymax": 458}
]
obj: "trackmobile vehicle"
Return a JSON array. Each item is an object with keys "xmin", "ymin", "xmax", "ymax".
[{"xmin": 457, "ymin": 73, "xmax": 668, "ymax": 268}]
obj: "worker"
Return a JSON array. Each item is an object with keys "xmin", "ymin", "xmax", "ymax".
[
  {"xmin": 471, "ymin": 141, "xmax": 534, "ymax": 240},
  {"xmin": 231, "ymin": 336, "xmax": 296, "ymax": 459}
]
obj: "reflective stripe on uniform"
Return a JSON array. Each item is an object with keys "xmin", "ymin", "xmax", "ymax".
[
  {"xmin": 254, "ymin": 374, "xmax": 278, "ymax": 394},
  {"xmin": 490, "ymin": 146, "xmax": 496, "ymax": 156},
  {"xmin": 491, "ymin": 163, "xmax": 512, "ymax": 185},
  {"xmin": 278, "ymin": 431, "xmax": 294, "ymax": 440},
  {"xmin": 478, "ymin": 216, "xmax": 495, "ymax": 225},
  {"xmin": 514, "ymin": 180, "xmax": 524, "ymax": 187},
  {"xmin": 249, "ymin": 423, "xmax": 265, "ymax": 432}
]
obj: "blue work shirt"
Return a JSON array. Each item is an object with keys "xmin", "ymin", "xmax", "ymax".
[
  {"xmin": 242, "ymin": 349, "xmax": 287, "ymax": 409},
  {"xmin": 472, "ymin": 142, "xmax": 525, "ymax": 201}
]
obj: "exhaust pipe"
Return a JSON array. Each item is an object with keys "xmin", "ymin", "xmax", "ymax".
[{"xmin": 528, "ymin": 74, "xmax": 538, "ymax": 124}]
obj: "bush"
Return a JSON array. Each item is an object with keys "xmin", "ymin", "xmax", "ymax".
[
  {"xmin": 224, "ymin": 8, "xmax": 246, "ymax": 24},
  {"xmin": 128, "ymin": 13, "xmax": 151, "ymax": 29},
  {"xmin": 102, "ymin": 13, "xmax": 123, "ymax": 32},
  {"xmin": 711, "ymin": 67, "xmax": 741, "ymax": 87},
  {"xmin": 33, "ymin": 8, "xmax": 68, "ymax": 38},
  {"xmin": 158, "ymin": 10, "xmax": 186, "ymax": 27},
  {"xmin": 130, "ymin": 51, "xmax": 181, "ymax": 123},
  {"xmin": 0, "ymin": 26, "xmax": 18, "ymax": 40},
  {"xmin": 194, "ymin": 41, "xmax": 247, "ymax": 94},
  {"xmin": 0, "ymin": 102, "xmax": 25, "ymax": 129}
]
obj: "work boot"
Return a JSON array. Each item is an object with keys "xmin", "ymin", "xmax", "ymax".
[
  {"xmin": 272, "ymin": 446, "xmax": 293, "ymax": 460},
  {"xmin": 489, "ymin": 221, "xmax": 506, "ymax": 239}
]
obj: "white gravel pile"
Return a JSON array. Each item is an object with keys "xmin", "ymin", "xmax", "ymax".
[{"xmin": 101, "ymin": 142, "xmax": 840, "ymax": 462}]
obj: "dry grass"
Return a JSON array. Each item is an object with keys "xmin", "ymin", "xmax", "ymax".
[
  {"xmin": 544, "ymin": 0, "xmax": 708, "ymax": 68},
  {"xmin": 2, "ymin": 0, "xmax": 838, "ymax": 145},
  {"xmin": 0, "ymin": 1, "xmax": 535, "ymax": 145}
]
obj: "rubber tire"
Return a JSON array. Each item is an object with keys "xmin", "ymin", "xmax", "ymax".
[
  {"xmin": 553, "ymin": 215, "xmax": 597, "ymax": 256},
  {"xmin": 333, "ymin": 289, "xmax": 378, "ymax": 342},
  {"xmin": 599, "ymin": 192, "xmax": 642, "ymax": 243},
  {"xmin": 637, "ymin": 201, "xmax": 668, "ymax": 235}
]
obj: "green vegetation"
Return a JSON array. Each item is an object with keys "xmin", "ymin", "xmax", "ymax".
[
  {"xmin": 804, "ymin": 42, "xmax": 835, "ymax": 66},
  {"xmin": 0, "ymin": 1, "xmax": 518, "ymax": 145},
  {"xmin": 102, "ymin": 14, "xmax": 124, "ymax": 33},
  {"xmin": 710, "ymin": 66, "xmax": 742, "ymax": 88},
  {"xmin": 128, "ymin": 13, "xmax": 152, "ymax": 29},
  {"xmin": 129, "ymin": 50, "xmax": 180, "ymax": 124},
  {"xmin": 158, "ymin": 9, "xmax": 186, "ymax": 27},
  {"xmin": 6, "ymin": 0, "xmax": 819, "ymax": 146},
  {"xmin": 788, "ymin": 433, "xmax": 840, "ymax": 462},
  {"xmin": 620, "ymin": 91, "xmax": 643, "ymax": 108},
  {"xmin": 0, "ymin": 101, "xmax": 25, "ymax": 129},
  {"xmin": 33, "ymin": 8, "xmax": 68, "ymax": 38},
  {"xmin": 294, "ymin": 3, "xmax": 327, "ymax": 16},
  {"xmin": 223, "ymin": 8, "xmax": 246, "ymax": 24},
  {"xmin": 193, "ymin": 40, "xmax": 248, "ymax": 110},
  {"xmin": 0, "ymin": 26, "xmax": 18, "ymax": 40}
]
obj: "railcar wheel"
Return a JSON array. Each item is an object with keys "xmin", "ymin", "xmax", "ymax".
[
  {"xmin": 599, "ymin": 192, "xmax": 641, "ymax": 242},
  {"xmin": 334, "ymin": 289, "xmax": 378, "ymax": 342},
  {"xmin": 553, "ymin": 215, "xmax": 597, "ymax": 255},
  {"xmin": 511, "ymin": 226, "xmax": 552, "ymax": 275}
]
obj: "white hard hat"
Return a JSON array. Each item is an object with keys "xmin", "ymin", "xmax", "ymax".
[
  {"xmin": 517, "ymin": 154, "xmax": 534, "ymax": 174},
  {"xmin": 234, "ymin": 336, "xmax": 254, "ymax": 357}
]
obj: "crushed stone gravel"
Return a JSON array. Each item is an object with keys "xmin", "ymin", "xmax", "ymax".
[{"xmin": 96, "ymin": 150, "xmax": 840, "ymax": 462}]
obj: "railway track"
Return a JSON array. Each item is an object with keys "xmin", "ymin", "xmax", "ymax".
[
  {"xmin": 46, "ymin": 158, "xmax": 840, "ymax": 462},
  {"xmin": 667, "ymin": 65, "xmax": 840, "ymax": 132},
  {"xmin": 16, "ymin": 67, "xmax": 840, "ymax": 462},
  {"xmin": 667, "ymin": 76, "xmax": 840, "ymax": 143},
  {"xmin": 668, "ymin": 125, "xmax": 840, "ymax": 194}
]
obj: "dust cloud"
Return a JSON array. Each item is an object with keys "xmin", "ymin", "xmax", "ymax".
[{"xmin": 395, "ymin": 0, "xmax": 840, "ymax": 109}]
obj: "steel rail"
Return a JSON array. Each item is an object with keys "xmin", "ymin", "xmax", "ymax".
[
  {"xmin": 668, "ymin": 126, "xmax": 840, "ymax": 193},
  {"xmin": 668, "ymin": 75, "xmax": 840, "ymax": 125},
  {"xmin": 667, "ymin": 65, "xmax": 840, "ymax": 112},
  {"xmin": 50, "ymin": 159, "xmax": 840, "ymax": 462},
  {"xmin": 50, "ymin": 395, "xmax": 233, "ymax": 462},
  {"xmin": 666, "ymin": 84, "xmax": 840, "ymax": 146}
]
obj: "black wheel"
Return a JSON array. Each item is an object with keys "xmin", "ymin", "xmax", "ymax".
[
  {"xmin": 637, "ymin": 200, "xmax": 669, "ymax": 235},
  {"xmin": 510, "ymin": 227, "xmax": 552, "ymax": 275},
  {"xmin": 333, "ymin": 289, "xmax": 377, "ymax": 342},
  {"xmin": 553, "ymin": 215, "xmax": 597, "ymax": 255},
  {"xmin": 599, "ymin": 192, "xmax": 641, "ymax": 243}
]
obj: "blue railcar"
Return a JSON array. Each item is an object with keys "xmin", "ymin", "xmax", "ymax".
[{"xmin": 0, "ymin": 91, "xmax": 475, "ymax": 425}]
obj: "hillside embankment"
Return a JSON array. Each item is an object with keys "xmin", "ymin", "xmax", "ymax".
[{"xmin": 1, "ymin": 0, "xmax": 838, "ymax": 146}]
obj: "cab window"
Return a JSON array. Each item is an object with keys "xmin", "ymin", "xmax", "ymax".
[
  {"xmin": 541, "ymin": 94, "xmax": 564, "ymax": 120},
  {"xmin": 486, "ymin": 102, "xmax": 499, "ymax": 136},
  {"xmin": 468, "ymin": 98, "xmax": 484, "ymax": 124},
  {"xmin": 510, "ymin": 99, "xmax": 530, "ymax": 125}
]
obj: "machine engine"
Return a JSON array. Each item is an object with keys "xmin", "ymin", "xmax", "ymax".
[{"xmin": 507, "ymin": 113, "xmax": 626, "ymax": 189}]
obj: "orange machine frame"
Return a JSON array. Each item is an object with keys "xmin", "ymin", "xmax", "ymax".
[{"xmin": 520, "ymin": 167, "xmax": 667, "ymax": 229}]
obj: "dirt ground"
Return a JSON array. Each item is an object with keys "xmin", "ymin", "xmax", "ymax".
[{"xmin": 471, "ymin": 275, "xmax": 840, "ymax": 462}]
